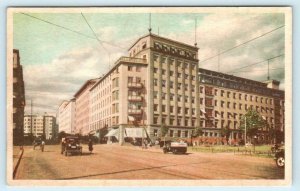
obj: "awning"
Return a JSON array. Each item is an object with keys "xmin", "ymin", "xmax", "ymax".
[
  {"xmin": 200, "ymin": 108, "xmax": 206, "ymax": 114},
  {"xmin": 128, "ymin": 116, "xmax": 135, "ymax": 121},
  {"xmin": 105, "ymin": 128, "xmax": 119, "ymax": 137},
  {"xmin": 125, "ymin": 128, "xmax": 145, "ymax": 138}
]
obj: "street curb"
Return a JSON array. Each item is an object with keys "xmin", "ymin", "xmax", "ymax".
[{"xmin": 13, "ymin": 147, "xmax": 24, "ymax": 179}]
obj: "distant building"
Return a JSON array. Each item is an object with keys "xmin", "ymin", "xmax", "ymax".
[
  {"xmin": 74, "ymin": 78, "xmax": 99, "ymax": 135},
  {"xmin": 44, "ymin": 114, "xmax": 56, "ymax": 140},
  {"xmin": 23, "ymin": 114, "xmax": 56, "ymax": 140},
  {"xmin": 13, "ymin": 49, "xmax": 25, "ymax": 145},
  {"xmin": 58, "ymin": 99, "xmax": 76, "ymax": 134}
]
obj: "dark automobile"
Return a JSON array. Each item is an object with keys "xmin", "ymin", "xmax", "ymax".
[
  {"xmin": 63, "ymin": 136, "xmax": 82, "ymax": 156},
  {"xmin": 162, "ymin": 140, "xmax": 187, "ymax": 154},
  {"xmin": 274, "ymin": 146, "xmax": 285, "ymax": 168}
]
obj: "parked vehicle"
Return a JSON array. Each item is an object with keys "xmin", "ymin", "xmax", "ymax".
[
  {"xmin": 162, "ymin": 140, "xmax": 187, "ymax": 154},
  {"xmin": 274, "ymin": 146, "xmax": 285, "ymax": 168},
  {"xmin": 62, "ymin": 136, "xmax": 82, "ymax": 156}
]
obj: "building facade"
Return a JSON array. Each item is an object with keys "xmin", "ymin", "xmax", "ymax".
[
  {"xmin": 72, "ymin": 33, "xmax": 285, "ymax": 145},
  {"xmin": 13, "ymin": 49, "xmax": 26, "ymax": 145},
  {"xmin": 74, "ymin": 78, "xmax": 99, "ymax": 135},
  {"xmin": 44, "ymin": 114, "xmax": 56, "ymax": 140},
  {"xmin": 198, "ymin": 68, "xmax": 284, "ymax": 143},
  {"xmin": 58, "ymin": 99, "xmax": 76, "ymax": 134}
]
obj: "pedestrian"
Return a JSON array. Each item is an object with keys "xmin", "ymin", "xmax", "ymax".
[
  {"xmin": 61, "ymin": 137, "xmax": 66, "ymax": 154},
  {"xmin": 88, "ymin": 139, "xmax": 93, "ymax": 154}
]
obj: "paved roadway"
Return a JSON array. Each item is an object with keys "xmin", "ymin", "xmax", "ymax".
[{"xmin": 15, "ymin": 144, "xmax": 284, "ymax": 180}]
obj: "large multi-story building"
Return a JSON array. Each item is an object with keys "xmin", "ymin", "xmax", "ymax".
[
  {"xmin": 89, "ymin": 33, "xmax": 200, "ymax": 144},
  {"xmin": 58, "ymin": 99, "xmax": 75, "ymax": 134},
  {"xmin": 74, "ymin": 78, "xmax": 99, "ymax": 135},
  {"xmin": 23, "ymin": 114, "xmax": 56, "ymax": 140},
  {"xmin": 13, "ymin": 49, "xmax": 26, "ymax": 145},
  {"xmin": 198, "ymin": 68, "xmax": 284, "ymax": 143},
  {"xmin": 71, "ymin": 32, "xmax": 285, "ymax": 145}
]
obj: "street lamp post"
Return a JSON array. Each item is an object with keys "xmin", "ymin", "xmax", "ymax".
[{"xmin": 244, "ymin": 117, "xmax": 247, "ymax": 146}]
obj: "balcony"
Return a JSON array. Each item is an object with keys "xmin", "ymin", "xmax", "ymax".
[
  {"xmin": 128, "ymin": 109, "xmax": 142, "ymax": 115},
  {"xmin": 128, "ymin": 95, "xmax": 143, "ymax": 102},
  {"xmin": 128, "ymin": 82, "xmax": 143, "ymax": 88},
  {"xmin": 116, "ymin": 56, "xmax": 147, "ymax": 65}
]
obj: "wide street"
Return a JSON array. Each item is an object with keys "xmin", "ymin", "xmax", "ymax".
[{"xmin": 15, "ymin": 144, "xmax": 284, "ymax": 180}]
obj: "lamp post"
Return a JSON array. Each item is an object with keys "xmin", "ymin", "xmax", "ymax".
[{"xmin": 244, "ymin": 117, "xmax": 247, "ymax": 146}]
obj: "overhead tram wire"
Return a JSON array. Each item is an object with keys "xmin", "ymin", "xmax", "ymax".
[
  {"xmin": 225, "ymin": 54, "xmax": 285, "ymax": 74},
  {"xmin": 199, "ymin": 25, "xmax": 285, "ymax": 64},
  {"xmin": 229, "ymin": 67, "xmax": 284, "ymax": 74},
  {"xmin": 20, "ymin": 13, "xmax": 126, "ymax": 50},
  {"xmin": 81, "ymin": 13, "xmax": 112, "ymax": 68}
]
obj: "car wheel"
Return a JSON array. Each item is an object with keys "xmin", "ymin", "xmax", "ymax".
[
  {"xmin": 173, "ymin": 149, "xmax": 177, "ymax": 154},
  {"xmin": 163, "ymin": 148, "xmax": 167, "ymax": 154},
  {"xmin": 276, "ymin": 156, "xmax": 285, "ymax": 168}
]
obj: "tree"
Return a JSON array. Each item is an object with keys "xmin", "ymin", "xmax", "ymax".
[
  {"xmin": 240, "ymin": 108, "xmax": 267, "ymax": 143},
  {"xmin": 190, "ymin": 126, "xmax": 203, "ymax": 146},
  {"xmin": 160, "ymin": 124, "xmax": 169, "ymax": 147},
  {"xmin": 192, "ymin": 126, "xmax": 203, "ymax": 137},
  {"xmin": 269, "ymin": 127, "xmax": 284, "ymax": 144},
  {"xmin": 220, "ymin": 126, "xmax": 231, "ymax": 145}
]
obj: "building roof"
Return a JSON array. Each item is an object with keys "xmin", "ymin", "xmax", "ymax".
[
  {"xmin": 74, "ymin": 78, "xmax": 100, "ymax": 98},
  {"xmin": 89, "ymin": 56, "xmax": 147, "ymax": 91},
  {"xmin": 128, "ymin": 33, "xmax": 198, "ymax": 51}
]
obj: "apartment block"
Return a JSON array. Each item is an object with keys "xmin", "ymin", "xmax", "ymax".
[
  {"xmin": 23, "ymin": 114, "xmax": 56, "ymax": 140},
  {"xmin": 198, "ymin": 68, "xmax": 284, "ymax": 143},
  {"xmin": 70, "ymin": 32, "xmax": 285, "ymax": 145},
  {"xmin": 58, "ymin": 99, "xmax": 75, "ymax": 134},
  {"xmin": 74, "ymin": 78, "xmax": 99, "ymax": 135}
]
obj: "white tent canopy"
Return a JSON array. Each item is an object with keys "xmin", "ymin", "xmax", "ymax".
[
  {"xmin": 125, "ymin": 128, "xmax": 145, "ymax": 138},
  {"xmin": 105, "ymin": 128, "xmax": 119, "ymax": 137}
]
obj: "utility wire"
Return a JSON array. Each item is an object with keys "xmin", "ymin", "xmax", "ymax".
[
  {"xmin": 226, "ymin": 54, "xmax": 284, "ymax": 74},
  {"xmin": 81, "ymin": 13, "xmax": 111, "ymax": 68},
  {"xmin": 230, "ymin": 67, "xmax": 284, "ymax": 74},
  {"xmin": 199, "ymin": 25, "xmax": 285, "ymax": 64},
  {"xmin": 20, "ymin": 12, "xmax": 126, "ymax": 50}
]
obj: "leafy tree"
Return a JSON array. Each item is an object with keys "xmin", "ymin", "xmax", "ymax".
[
  {"xmin": 160, "ymin": 124, "xmax": 169, "ymax": 147},
  {"xmin": 269, "ymin": 127, "xmax": 284, "ymax": 144},
  {"xmin": 220, "ymin": 126, "xmax": 231, "ymax": 145},
  {"xmin": 191, "ymin": 126, "xmax": 203, "ymax": 146},
  {"xmin": 240, "ymin": 108, "xmax": 267, "ymax": 143},
  {"xmin": 160, "ymin": 124, "xmax": 169, "ymax": 137},
  {"xmin": 192, "ymin": 126, "xmax": 203, "ymax": 137}
]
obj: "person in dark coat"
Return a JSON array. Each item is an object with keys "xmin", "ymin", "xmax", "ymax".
[{"xmin": 88, "ymin": 139, "xmax": 93, "ymax": 154}]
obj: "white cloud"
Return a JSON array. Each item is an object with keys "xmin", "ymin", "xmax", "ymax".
[{"xmin": 23, "ymin": 13, "xmax": 286, "ymax": 114}]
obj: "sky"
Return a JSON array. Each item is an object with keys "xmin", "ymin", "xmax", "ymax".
[{"xmin": 12, "ymin": 11, "xmax": 285, "ymax": 115}]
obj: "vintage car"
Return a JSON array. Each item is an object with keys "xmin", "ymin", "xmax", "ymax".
[
  {"xmin": 162, "ymin": 140, "xmax": 188, "ymax": 154},
  {"xmin": 274, "ymin": 146, "xmax": 285, "ymax": 168},
  {"xmin": 63, "ymin": 136, "xmax": 82, "ymax": 156}
]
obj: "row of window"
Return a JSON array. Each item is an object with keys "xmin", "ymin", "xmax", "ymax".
[
  {"xmin": 154, "ymin": 68, "xmax": 196, "ymax": 80},
  {"xmin": 153, "ymin": 104, "xmax": 196, "ymax": 115},
  {"xmin": 153, "ymin": 79, "xmax": 195, "ymax": 91},
  {"xmin": 200, "ymin": 99, "xmax": 275, "ymax": 114},
  {"xmin": 153, "ymin": 116, "xmax": 196, "ymax": 126},
  {"xmin": 128, "ymin": 66, "xmax": 142, "ymax": 72},
  {"xmin": 153, "ymin": 91, "xmax": 196, "ymax": 103}
]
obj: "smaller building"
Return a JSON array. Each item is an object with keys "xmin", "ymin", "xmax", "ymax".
[
  {"xmin": 74, "ymin": 78, "xmax": 99, "ymax": 135},
  {"xmin": 23, "ymin": 114, "xmax": 56, "ymax": 140},
  {"xmin": 58, "ymin": 99, "xmax": 76, "ymax": 134},
  {"xmin": 13, "ymin": 49, "xmax": 25, "ymax": 145}
]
